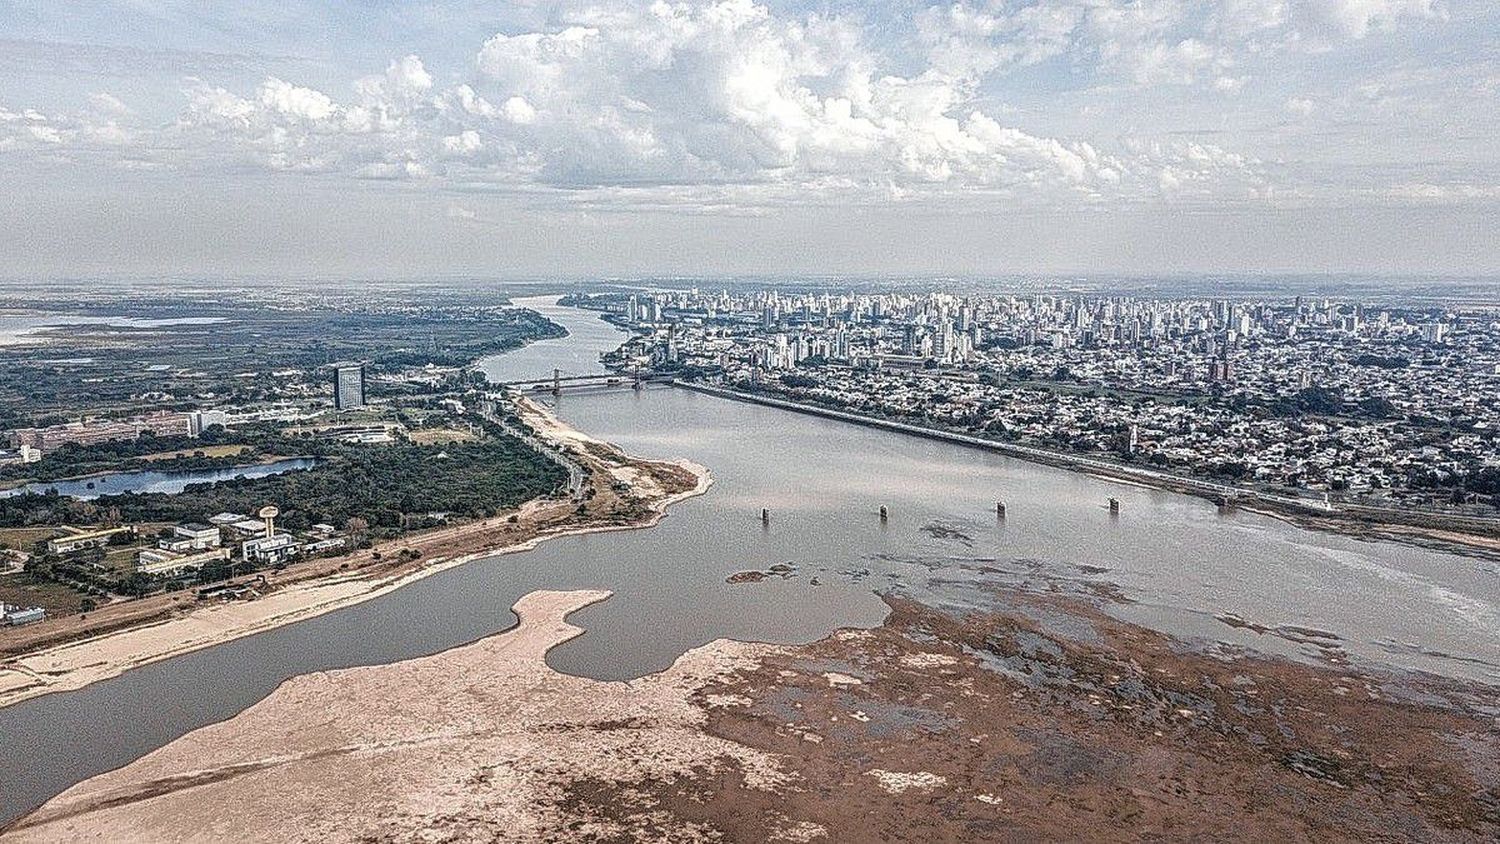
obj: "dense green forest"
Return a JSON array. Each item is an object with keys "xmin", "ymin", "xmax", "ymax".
[{"xmin": 0, "ymin": 435, "xmax": 567, "ymax": 535}]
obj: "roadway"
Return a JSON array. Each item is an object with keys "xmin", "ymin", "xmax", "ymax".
[{"xmin": 477, "ymin": 402, "xmax": 584, "ymax": 501}]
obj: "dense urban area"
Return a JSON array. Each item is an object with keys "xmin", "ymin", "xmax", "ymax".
[{"xmin": 575, "ymin": 287, "xmax": 1500, "ymax": 514}]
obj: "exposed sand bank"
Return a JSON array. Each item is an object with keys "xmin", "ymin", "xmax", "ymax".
[
  {"xmin": 2, "ymin": 589, "xmax": 786, "ymax": 843},
  {"xmin": 0, "ymin": 398, "xmax": 709, "ymax": 711},
  {"xmin": 9, "ymin": 586, "xmax": 1497, "ymax": 842}
]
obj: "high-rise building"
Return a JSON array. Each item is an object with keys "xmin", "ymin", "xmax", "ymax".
[
  {"xmin": 334, "ymin": 363, "xmax": 366, "ymax": 411},
  {"xmin": 188, "ymin": 409, "xmax": 228, "ymax": 437}
]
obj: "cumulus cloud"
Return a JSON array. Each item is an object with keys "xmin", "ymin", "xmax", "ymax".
[
  {"xmin": 87, "ymin": 92, "xmax": 133, "ymax": 116},
  {"xmin": 0, "ymin": 98, "xmax": 136, "ymax": 151},
  {"xmin": 501, "ymin": 96, "xmax": 536, "ymax": 124},
  {"xmin": 916, "ymin": 1, "xmax": 1084, "ymax": 79},
  {"xmin": 1285, "ymin": 95, "xmax": 1317, "ymax": 115},
  {"xmin": 1301, "ymin": 0, "xmax": 1443, "ymax": 39},
  {"xmin": 915, "ymin": 0, "xmax": 1445, "ymax": 89},
  {"xmin": 143, "ymin": 0, "xmax": 1262, "ymax": 201},
  {"xmin": 256, "ymin": 77, "xmax": 337, "ymax": 121},
  {"xmin": 9, "ymin": 0, "xmax": 1461, "ymax": 207},
  {"xmin": 442, "ymin": 129, "xmax": 483, "ymax": 154}
]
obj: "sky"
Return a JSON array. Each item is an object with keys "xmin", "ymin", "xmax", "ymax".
[{"xmin": 0, "ymin": 0, "xmax": 1495, "ymax": 278}]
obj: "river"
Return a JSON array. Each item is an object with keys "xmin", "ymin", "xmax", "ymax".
[{"xmin": 0, "ymin": 295, "xmax": 1496, "ymax": 825}]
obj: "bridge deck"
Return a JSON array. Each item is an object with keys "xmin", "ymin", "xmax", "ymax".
[{"xmin": 498, "ymin": 372, "xmax": 664, "ymax": 387}]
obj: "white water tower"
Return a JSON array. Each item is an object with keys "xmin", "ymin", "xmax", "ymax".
[{"xmin": 257, "ymin": 505, "xmax": 280, "ymax": 539}]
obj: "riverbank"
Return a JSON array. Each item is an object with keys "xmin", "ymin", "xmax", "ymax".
[
  {"xmin": 677, "ymin": 382, "xmax": 1500, "ymax": 560},
  {"xmin": 0, "ymin": 397, "xmax": 709, "ymax": 710},
  {"xmin": 9, "ymin": 584, "xmax": 1496, "ymax": 842}
]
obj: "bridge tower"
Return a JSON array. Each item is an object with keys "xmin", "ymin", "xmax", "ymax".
[{"xmin": 552, "ymin": 368, "xmax": 561, "ymax": 396}]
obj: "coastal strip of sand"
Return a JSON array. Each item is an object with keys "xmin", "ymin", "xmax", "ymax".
[{"xmin": 0, "ymin": 398, "xmax": 710, "ymax": 711}]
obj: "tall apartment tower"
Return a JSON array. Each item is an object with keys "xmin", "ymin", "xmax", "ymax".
[{"xmin": 334, "ymin": 363, "xmax": 366, "ymax": 411}]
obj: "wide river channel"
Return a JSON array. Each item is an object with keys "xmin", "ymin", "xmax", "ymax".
[{"xmin": 2, "ymin": 295, "xmax": 1497, "ymax": 823}]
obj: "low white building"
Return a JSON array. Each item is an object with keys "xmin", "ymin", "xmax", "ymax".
[
  {"xmin": 0, "ymin": 444, "xmax": 40, "ymax": 465},
  {"xmin": 227, "ymin": 519, "xmax": 271, "ymax": 537},
  {"xmin": 242, "ymin": 533, "xmax": 300, "ymax": 565},
  {"xmin": 2, "ymin": 603, "xmax": 46, "ymax": 626},
  {"xmin": 138, "ymin": 547, "xmax": 230, "ymax": 576},
  {"xmin": 46, "ymin": 526, "xmax": 132, "ymax": 556},
  {"xmin": 302, "ymin": 536, "xmax": 347, "ymax": 555},
  {"xmin": 158, "ymin": 523, "xmax": 222, "ymax": 553}
]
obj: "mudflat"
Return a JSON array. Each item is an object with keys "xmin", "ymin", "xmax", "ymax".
[{"xmin": 8, "ymin": 584, "xmax": 1496, "ymax": 842}]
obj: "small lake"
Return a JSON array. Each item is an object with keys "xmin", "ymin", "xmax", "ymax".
[{"xmin": 0, "ymin": 458, "xmax": 318, "ymax": 501}]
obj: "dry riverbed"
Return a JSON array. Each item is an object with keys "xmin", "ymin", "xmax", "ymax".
[{"xmin": 6, "ymin": 581, "xmax": 1497, "ymax": 842}]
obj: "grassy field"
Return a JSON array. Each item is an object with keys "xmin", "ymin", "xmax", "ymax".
[
  {"xmin": 0, "ymin": 575, "xmax": 85, "ymax": 616},
  {"xmin": 408, "ymin": 428, "xmax": 479, "ymax": 445},
  {"xmin": 0, "ymin": 527, "xmax": 56, "ymax": 551},
  {"xmin": 100, "ymin": 546, "xmax": 143, "ymax": 577},
  {"xmin": 137, "ymin": 444, "xmax": 251, "ymax": 461}
]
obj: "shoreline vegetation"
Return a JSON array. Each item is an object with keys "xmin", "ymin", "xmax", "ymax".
[
  {"xmin": 675, "ymin": 381, "xmax": 1500, "ymax": 560},
  {"xmin": 0, "ymin": 397, "xmax": 709, "ymax": 710}
]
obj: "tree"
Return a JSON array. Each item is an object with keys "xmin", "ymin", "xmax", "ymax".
[
  {"xmin": 344, "ymin": 517, "xmax": 370, "ymax": 543},
  {"xmin": 116, "ymin": 572, "xmax": 154, "ymax": 597},
  {"xmin": 778, "ymin": 373, "xmax": 818, "ymax": 389}
]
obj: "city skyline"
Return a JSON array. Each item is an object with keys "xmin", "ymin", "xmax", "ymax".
[
  {"xmin": 1, "ymin": 0, "xmax": 1496, "ymax": 277},
  {"xmin": 4, "ymin": 5, "xmax": 1499, "ymax": 840},
  {"xmin": 2, "ymin": 282, "xmax": 1498, "ymax": 840}
]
